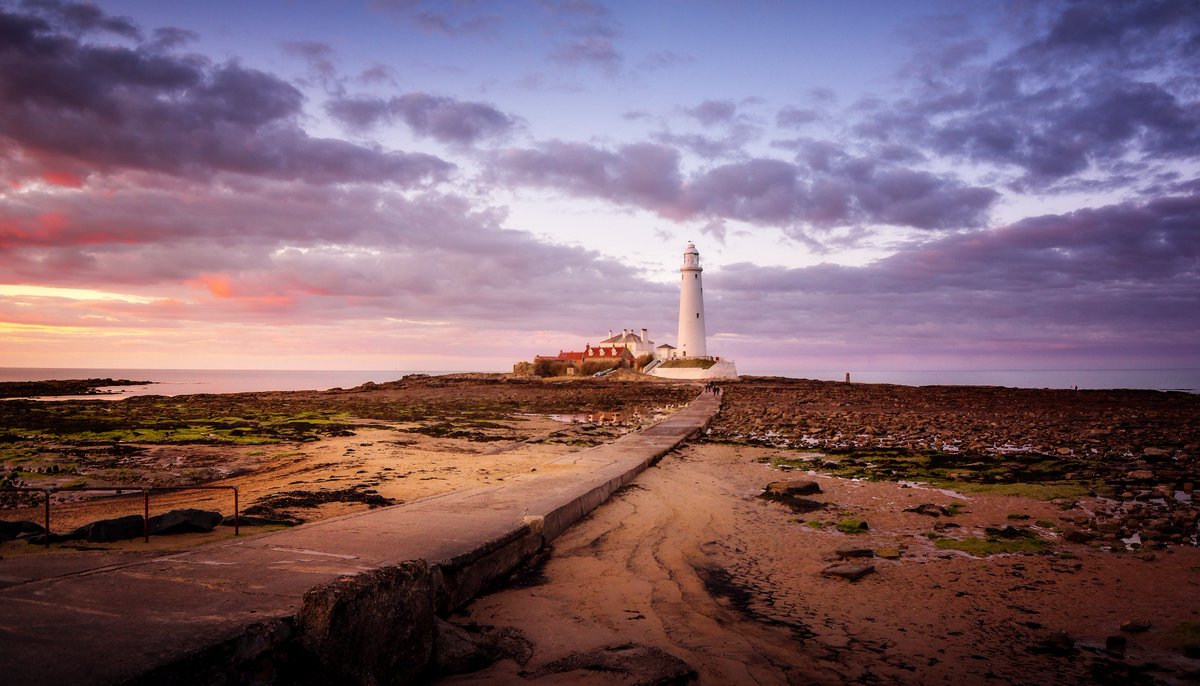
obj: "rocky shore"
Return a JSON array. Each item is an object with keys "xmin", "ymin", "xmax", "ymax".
[
  {"xmin": 709, "ymin": 377, "xmax": 1199, "ymax": 550},
  {"xmin": 0, "ymin": 378, "xmax": 151, "ymax": 399},
  {"xmin": 3, "ymin": 373, "xmax": 1198, "ymax": 683}
]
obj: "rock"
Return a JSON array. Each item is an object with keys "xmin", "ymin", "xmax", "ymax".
[
  {"xmin": 835, "ymin": 548, "xmax": 874, "ymax": 559},
  {"xmin": 148, "ymin": 508, "xmax": 222, "ymax": 535},
  {"xmin": 432, "ymin": 619, "xmax": 533, "ymax": 676},
  {"xmin": 1105, "ymin": 635, "xmax": 1127, "ymax": 657},
  {"xmin": 1029, "ymin": 631, "xmax": 1076, "ymax": 656},
  {"xmin": 219, "ymin": 514, "xmax": 298, "ymax": 527},
  {"xmin": 822, "ymin": 563, "xmax": 875, "ymax": 581},
  {"xmin": 1062, "ymin": 528, "xmax": 1096, "ymax": 544},
  {"xmin": 1126, "ymin": 470, "xmax": 1155, "ymax": 480},
  {"xmin": 0, "ymin": 520, "xmax": 45, "ymax": 541},
  {"xmin": 875, "ymin": 547, "xmax": 902, "ymax": 560},
  {"xmin": 763, "ymin": 479, "xmax": 822, "ymax": 496},
  {"xmin": 522, "ymin": 643, "xmax": 696, "ymax": 684},
  {"xmin": 985, "ymin": 525, "xmax": 1036, "ymax": 539},
  {"xmin": 72, "ymin": 514, "xmax": 145, "ymax": 543},
  {"xmin": 1120, "ymin": 619, "xmax": 1151, "ymax": 633},
  {"xmin": 1143, "ymin": 447, "xmax": 1170, "ymax": 458},
  {"xmin": 904, "ymin": 503, "xmax": 950, "ymax": 517}
]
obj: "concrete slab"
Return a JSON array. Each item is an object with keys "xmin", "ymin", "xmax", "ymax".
[{"xmin": 0, "ymin": 391, "xmax": 720, "ymax": 685}]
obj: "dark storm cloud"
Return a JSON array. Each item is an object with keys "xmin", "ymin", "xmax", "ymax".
[
  {"xmin": 326, "ymin": 93, "xmax": 516, "ymax": 145},
  {"xmin": 859, "ymin": 0, "xmax": 1200, "ymax": 190},
  {"xmin": 0, "ymin": 3, "xmax": 451, "ymax": 186},
  {"xmin": 496, "ymin": 140, "xmax": 997, "ymax": 230}
]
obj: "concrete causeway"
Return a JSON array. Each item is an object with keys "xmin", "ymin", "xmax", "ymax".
[{"xmin": 0, "ymin": 391, "xmax": 720, "ymax": 685}]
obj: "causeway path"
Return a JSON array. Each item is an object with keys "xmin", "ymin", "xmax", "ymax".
[{"xmin": 0, "ymin": 391, "xmax": 721, "ymax": 685}]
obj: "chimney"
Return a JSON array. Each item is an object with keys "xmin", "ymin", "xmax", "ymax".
[
  {"xmin": 608, "ymin": 329, "xmax": 613, "ymax": 338},
  {"xmin": 641, "ymin": 327, "xmax": 648, "ymax": 343}
]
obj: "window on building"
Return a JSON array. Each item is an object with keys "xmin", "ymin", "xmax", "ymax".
[{"xmin": 696, "ymin": 312, "xmax": 700, "ymax": 318}]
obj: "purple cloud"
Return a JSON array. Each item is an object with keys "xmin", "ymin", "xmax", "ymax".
[
  {"xmin": 706, "ymin": 194, "xmax": 1200, "ymax": 367},
  {"xmin": 0, "ymin": 4, "xmax": 451, "ymax": 186},
  {"xmin": 857, "ymin": 0, "xmax": 1200, "ymax": 190},
  {"xmin": 496, "ymin": 140, "xmax": 997, "ymax": 230},
  {"xmin": 687, "ymin": 100, "xmax": 737, "ymax": 127},
  {"xmin": 327, "ymin": 93, "xmax": 516, "ymax": 145},
  {"xmin": 370, "ymin": 0, "xmax": 500, "ymax": 35}
]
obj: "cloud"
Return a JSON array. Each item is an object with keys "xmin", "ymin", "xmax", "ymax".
[
  {"xmin": 857, "ymin": 0, "xmax": 1200, "ymax": 191},
  {"xmin": 22, "ymin": 0, "xmax": 140, "ymax": 39},
  {"xmin": 326, "ymin": 93, "xmax": 516, "ymax": 145},
  {"xmin": 705, "ymin": 194, "xmax": 1200, "ymax": 366},
  {"xmin": 0, "ymin": 170, "xmax": 667, "ymax": 338},
  {"xmin": 0, "ymin": 3, "xmax": 451, "ymax": 186},
  {"xmin": 370, "ymin": 0, "xmax": 500, "ymax": 35},
  {"xmin": 495, "ymin": 140, "xmax": 997, "ymax": 230},
  {"xmin": 686, "ymin": 99, "xmax": 737, "ymax": 127},
  {"xmin": 495, "ymin": 140, "xmax": 684, "ymax": 211}
]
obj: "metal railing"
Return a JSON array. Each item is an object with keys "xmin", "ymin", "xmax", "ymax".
[{"xmin": 2, "ymin": 485, "xmax": 239, "ymax": 547}]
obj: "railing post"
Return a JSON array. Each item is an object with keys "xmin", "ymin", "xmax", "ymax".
[
  {"xmin": 234, "ymin": 486, "xmax": 239, "ymax": 536},
  {"xmin": 43, "ymin": 488, "xmax": 51, "ymax": 549},
  {"xmin": 143, "ymin": 489, "xmax": 149, "ymax": 543}
]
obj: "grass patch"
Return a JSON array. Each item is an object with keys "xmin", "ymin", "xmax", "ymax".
[
  {"xmin": 927, "ymin": 480, "xmax": 1089, "ymax": 501},
  {"xmin": 658, "ymin": 358, "xmax": 717, "ymax": 369},
  {"xmin": 934, "ymin": 536, "xmax": 1048, "ymax": 556},
  {"xmin": 835, "ymin": 519, "xmax": 869, "ymax": 534}
]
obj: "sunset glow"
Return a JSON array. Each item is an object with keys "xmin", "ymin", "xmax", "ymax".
[{"xmin": 0, "ymin": 1, "xmax": 1196, "ymax": 372}]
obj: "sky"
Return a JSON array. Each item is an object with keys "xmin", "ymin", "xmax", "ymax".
[{"xmin": 0, "ymin": 0, "xmax": 1197, "ymax": 373}]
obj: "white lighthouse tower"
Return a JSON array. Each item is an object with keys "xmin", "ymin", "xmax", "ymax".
[{"xmin": 676, "ymin": 241, "xmax": 708, "ymax": 358}]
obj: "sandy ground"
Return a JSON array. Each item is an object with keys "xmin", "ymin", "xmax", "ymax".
[
  {"xmin": 444, "ymin": 443, "xmax": 1200, "ymax": 685},
  {"xmin": 0, "ymin": 414, "xmax": 614, "ymax": 554}
]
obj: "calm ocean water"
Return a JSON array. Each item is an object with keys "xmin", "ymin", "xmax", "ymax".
[
  {"xmin": 757, "ymin": 369, "xmax": 1200, "ymax": 393},
  {"xmin": 0, "ymin": 368, "xmax": 456, "ymax": 398},
  {"xmin": 1, "ymin": 367, "xmax": 1197, "ymax": 398}
]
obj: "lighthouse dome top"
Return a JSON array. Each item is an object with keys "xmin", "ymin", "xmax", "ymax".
[{"xmin": 681, "ymin": 241, "xmax": 701, "ymax": 270}]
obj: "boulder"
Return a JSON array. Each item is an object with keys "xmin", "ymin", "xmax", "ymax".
[
  {"xmin": 1105, "ymin": 635, "xmax": 1127, "ymax": 657},
  {"xmin": 1120, "ymin": 619, "xmax": 1151, "ymax": 633},
  {"xmin": 763, "ymin": 479, "xmax": 822, "ymax": 497},
  {"xmin": 432, "ymin": 619, "xmax": 532, "ymax": 677},
  {"xmin": 1062, "ymin": 528, "xmax": 1096, "ymax": 544},
  {"xmin": 904, "ymin": 503, "xmax": 950, "ymax": 517},
  {"xmin": 1029, "ymin": 631, "xmax": 1076, "ymax": 656},
  {"xmin": 73, "ymin": 514, "xmax": 145, "ymax": 543},
  {"xmin": 822, "ymin": 563, "xmax": 875, "ymax": 581},
  {"xmin": 148, "ymin": 508, "xmax": 223, "ymax": 535},
  {"xmin": 0, "ymin": 520, "xmax": 44, "ymax": 541},
  {"xmin": 835, "ymin": 548, "xmax": 874, "ymax": 560}
]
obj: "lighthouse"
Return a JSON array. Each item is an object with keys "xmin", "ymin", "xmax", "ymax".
[{"xmin": 676, "ymin": 241, "xmax": 708, "ymax": 358}]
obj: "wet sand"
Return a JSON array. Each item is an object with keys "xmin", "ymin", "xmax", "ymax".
[{"xmin": 447, "ymin": 442, "xmax": 1200, "ymax": 685}]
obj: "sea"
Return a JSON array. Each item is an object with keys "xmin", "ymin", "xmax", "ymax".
[{"xmin": 0, "ymin": 367, "xmax": 1197, "ymax": 398}]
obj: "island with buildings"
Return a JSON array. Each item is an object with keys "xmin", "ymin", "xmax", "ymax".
[{"xmin": 517, "ymin": 242, "xmax": 738, "ymax": 380}]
